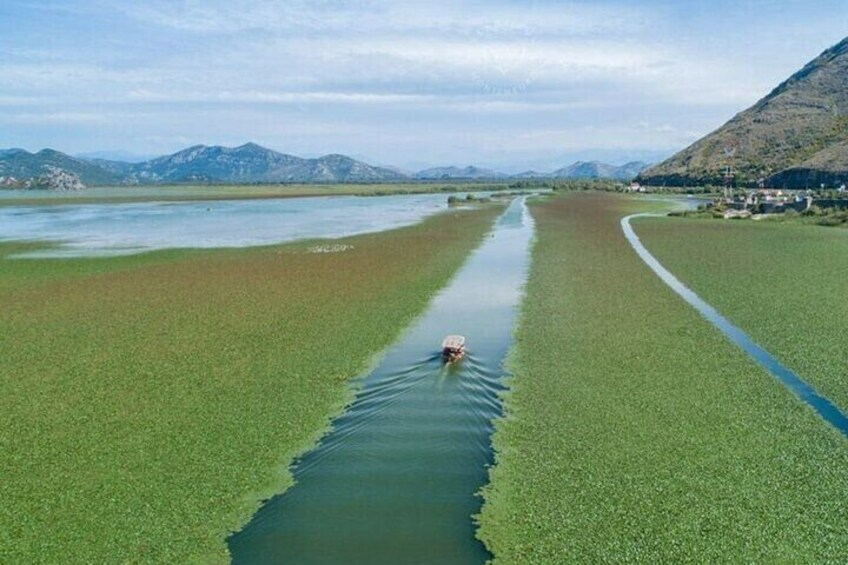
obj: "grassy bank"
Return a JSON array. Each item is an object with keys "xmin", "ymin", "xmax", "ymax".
[
  {"xmin": 0, "ymin": 181, "xmax": 515, "ymax": 207},
  {"xmin": 0, "ymin": 204, "xmax": 502, "ymax": 563},
  {"xmin": 478, "ymin": 193, "xmax": 848, "ymax": 562},
  {"xmin": 635, "ymin": 217, "xmax": 848, "ymax": 416}
]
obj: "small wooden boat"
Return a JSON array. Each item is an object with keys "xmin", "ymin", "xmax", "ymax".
[{"xmin": 441, "ymin": 335, "xmax": 466, "ymax": 363}]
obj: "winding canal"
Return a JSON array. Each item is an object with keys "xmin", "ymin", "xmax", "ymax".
[
  {"xmin": 228, "ymin": 197, "xmax": 534, "ymax": 563},
  {"xmin": 622, "ymin": 213, "xmax": 848, "ymax": 437}
]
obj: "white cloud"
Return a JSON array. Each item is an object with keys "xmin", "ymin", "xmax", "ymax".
[
  {"xmin": 0, "ymin": 95, "xmax": 45, "ymax": 105},
  {"xmin": 118, "ymin": 0, "xmax": 640, "ymax": 37},
  {"xmin": 0, "ymin": 1, "xmax": 767, "ymax": 114},
  {"xmin": 4, "ymin": 0, "xmax": 846, "ymax": 164},
  {"xmin": 125, "ymin": 89, "xmax": 435, "ymax": 105},
  {"xmin": 0, "ymin": 111, "xmax": 114, "ymax": 124}
]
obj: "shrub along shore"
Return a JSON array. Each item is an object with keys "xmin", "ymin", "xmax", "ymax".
[
  {"xmin": 0, "ymin": 204, "xmax": 502, "ymax": 563},
  {"xmin": 634, "ymin": 216, "xmax": 848, "ymax": 418},
  {"xmin": 478, "ymin": 192, "xmax": 848, "ymax": 562}
]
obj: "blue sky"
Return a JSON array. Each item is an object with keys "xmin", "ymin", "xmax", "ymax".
[{"xmin": 1, "ymin": 0, "xmax": 846, "ymax": 171}]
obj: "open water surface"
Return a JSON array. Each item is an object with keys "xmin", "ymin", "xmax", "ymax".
[
  {"xmin": 0, "ymin": 193, "xmax": 463, "ymax": 258},
  {"xmin": 623, "ymin": 214, "xmax": 848, "ymax": 437},
  {"xmin": 228, "ymin": 198, "xmax": 534, "ymax": 564}
]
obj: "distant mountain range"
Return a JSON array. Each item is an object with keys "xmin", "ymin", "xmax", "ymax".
[
  {"xmin": 414, "ymin": 166, "xmax": 509, "ymax": 180},
  {"xmin": 639, "ymin": 36, "xmax": 848, "ymax": 188},
  {"xmin": 0, "ymin": 143, "xmax": 650, "ymax": 188},
  {"xmin": 98, "ymin": 143, "xmax": 406, "ymax": 184},
  {"xmin": 550, "ymin": 161, "xmax": 649, "ymax": 181},
  {"xmin": 74, "ymin": 150, "xmax": 156, "ymax": 163},
  {"xmin": 0, "ymin": 148, "xmax": 122, "ymax": 186},
  {"xmin": 425, "ymin": 161, "xmax": 650, "ymax": 181}
]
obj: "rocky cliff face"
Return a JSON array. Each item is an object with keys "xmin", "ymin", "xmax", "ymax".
[
  {"xmin": 0, "ymin": 175, "xmax": 24, "ymax": 188},
  {"xmin": 30, "ymin": 167, "xmax": 86, "ymax": 191},
  {"xmin": 0, "ymin": 148, "xmax": 120, "ymax": 185},
  {"xmin": 638, "ymin": 36, "xmax": 848, "ymax": 188}
]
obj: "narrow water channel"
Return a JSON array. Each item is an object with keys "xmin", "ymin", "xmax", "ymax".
[
  {"xmin": 622, "ymin": 214, "xmax": 848, "ymax": 438},
  {"xmin": 228, "ymin": 198, "xmax": 534, "ymax": 564}
]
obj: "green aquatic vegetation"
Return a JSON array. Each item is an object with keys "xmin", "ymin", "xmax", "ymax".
[
  {"xmin": 670, "ymin": 202, "xmax": 848, "ymax": 227},
  {"xmin": 635, "ymin": 217, "xmax": 848, "ymax": 416},
  {"xmin": 0, "ymin": 204, "xmax": 502, "ymax": 563},
  {"xmin": 478, "ymin": 192, "xmax": 848, "ymax": 562},
  {"xmin": 802, "ymin": 205, "xmax": 848, "ymax": 226}
]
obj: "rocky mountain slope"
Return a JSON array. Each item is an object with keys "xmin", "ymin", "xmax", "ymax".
[
  {"xmin": 638, "ymin": 36, "xmax": 848, "ymax": 188},
  {"xmin": 414, "ymin": 165, "xmax": 508, "ymax": 180},
  {"xmin": 120, "ymin": 143, "xmax": 406, "ymax": 183},
  {"xmin": 552, "ymin": 161, "xmax": 648, "ymax": 180},
  {"xmin": 31, "ymin": 168, "xmax": 86, "ymax": 190},
  {"xmin": 0, "ymin": 148, "xmax": 121, "ymax": 185}
]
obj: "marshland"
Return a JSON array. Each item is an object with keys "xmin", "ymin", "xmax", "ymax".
[
  {"xmin": 5, "ymin": 1, "xmax": 848, "ymax": 563},
  {"xmin": 3, "ymin": 186, "xmax": 848, "ymax": 563}
]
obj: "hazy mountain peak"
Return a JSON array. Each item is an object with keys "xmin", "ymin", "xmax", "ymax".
[
  {"xmin": 76, "ymin": 150, "xmax": 157, "ymax": 163},
  {"xmin": 320, "ymin": 153, "xmax": 355, "ymax": 162},
  {"xmin": 414, "ymin": 165, "xmax": 508, "ymax": 180},
  {"xmin": 236, "ymin": 142, "xmax": 264, "ymax": 151},
  {"xmin": 552, "ymin": 160, "xmax": 648, "ymax": 180},
  {"xmin": 36, "ymin": 148, "xmax": 64, "ymax": 157},
  {"xmin": 117, "ymin": 144, "xmax": 405, "ymax": 184}
]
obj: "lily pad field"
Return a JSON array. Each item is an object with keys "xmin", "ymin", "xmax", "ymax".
[
  {"xmin": 477, "ymin": 193, "xmax": 848, "ymax": 562},
  {"xmin": 0, "ymin": 203, "xmax": 502, "ymax": 563},
  {"xmin": 7, "ymin": 3, "xmax": 848, "ymax": 561},
  {"xmin": 634, "ymin": 217, "xmax": 848, "ymax": 416},
  {"xmin": 3, "ymin": 190, "xmax": 848, "ymax": 563}
]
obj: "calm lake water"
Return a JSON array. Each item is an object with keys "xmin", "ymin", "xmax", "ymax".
[
  {"xmin": 0, "ymin": 193, "xmax": 464, "ymax": 258},
  {"xmin": 228, "ymin": 197, "xmax": 534, "ymax": 564}
]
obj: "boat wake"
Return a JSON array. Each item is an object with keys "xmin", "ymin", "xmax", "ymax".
[{"xmin": 229, "ymin": 198, "xmax": 534, "ymax": 564}]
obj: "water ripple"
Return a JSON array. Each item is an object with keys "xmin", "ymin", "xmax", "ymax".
[{"xmin": 229, "ymin": 198, "xmax": 534, "ymax": 564}]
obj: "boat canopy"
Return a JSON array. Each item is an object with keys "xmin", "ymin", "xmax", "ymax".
[{"xmin": 441, "ymin": 335, "xmax": 466, "ymax": 350}]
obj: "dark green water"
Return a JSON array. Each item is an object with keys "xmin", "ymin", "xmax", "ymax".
[{"xmin": 228, "ymin": 198, "xmax": 534, "ymax": 564}]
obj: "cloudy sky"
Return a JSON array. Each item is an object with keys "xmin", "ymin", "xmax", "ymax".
[{"xmin": 1, "ymin": 1, "xmax": 846, "ymax": 171}]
